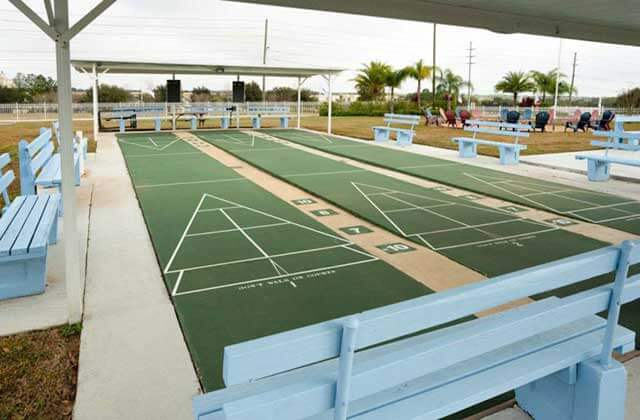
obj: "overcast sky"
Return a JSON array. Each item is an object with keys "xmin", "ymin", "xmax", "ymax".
[{"xmin": 2, "ymin": 0, "xmax": 639, "ymax": 98}]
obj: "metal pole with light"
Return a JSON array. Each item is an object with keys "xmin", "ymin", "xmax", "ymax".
[{"xmin": 9, "ymin": 0, "xmax": 117, "ymax": 324}]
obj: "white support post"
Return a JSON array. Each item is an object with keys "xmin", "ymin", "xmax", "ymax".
[
  {"xmin": 92, "ymin": 63, "xmax": 99, "ymax": 138},
  {"xmin": 326, "ymin": 74, "xmax": 333, "ymax": 134},
  {"xmin": 54, "ymin": 0, "xmax": 83, "ymax": 324},
  {"xmin": 552, "ymin": 39, "xmax": 562, "ymax": 131},
  {"xmin": 297, "ymin": 77, "xmax": 302, "ymax": 129}
]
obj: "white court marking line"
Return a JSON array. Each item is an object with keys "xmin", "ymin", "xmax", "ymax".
[
  {"xmin": 184, "ymin": 222, "xmax": 290, "ymax": 238},
  {"xmin": 465, "ymin": 173, "xmax": 640, "ymax": 223},
  {"xmin": 408, "ymin": 218, "xmax": 533, "ymax": 237},
  {"xmin": 119, "ymin": 138, "xmax": 179, "ymax": 151},
  {"xmin": 165, "ymin": 192, "xmax": 364, "ymax": 276},
  {"xmin": 173, "ymin": 257, "xmax": 378, "ymax": 297},
  {"xmin": 197, "ymin": 205, "xmax": 245, "ymax": 213},
  {"xmin": 283, "ymin": 169, "xmax": 367, "ymax": 178},
  {"xmin": 384, "ymin": 203, "xmax": 455, "ymax": 214},
  {"xmin": 164, "ymin": 194, "xmax": 206, "ymax": 274},
  {"xmin": 171, "ymin": 271, "xmax": 184, "ymax": 296},
  {"xmin": 397, "ymin": 163, "xmax": 461, "ymax": 170},
  {"xmin": 352, "ymin": 182, "xmax": 409, "ymax": 237},
  {"xmin": 383, "ymin": 193, "xmax": 470, "ymax": 228},
  {"xmin": 433, "ymin": 228, "xmax": 559, "ymax": 251},
  {"xmin": 125, "ymin": 152, "xmax": 202, "ymax": 158},
  {"xmin": 166, "ymin": 243, "xmax": 353, "ymax": 275},
  {"xmin": 354, "ymin": 182, "xmax": 519, "ymax": 218},
  {"xmin": 135, "ymin": 178, "xmax": 246, "ymax": 189},
  {"xmin": 147, "ymin": 136, "xmax": 159, "ymax": 147},
  {"xmin": 220, "ymin": 208, "xmax": 292, "ymax": 283}
]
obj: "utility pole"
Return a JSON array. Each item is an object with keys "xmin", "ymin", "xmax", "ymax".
[
  {"xmin": 262, "ymin": 19, "xmax": 269, "ymax": 102},
  {"xmin": 466, "ymin": 41, "xmax": 475, "ymax": 109},
  {"xmin": 432, "ymin": 23, "xmax": 437, "ymax": 109},
  {"xmin": 569, "ymin": 52, "xmax": 577, "ymax": 105}
]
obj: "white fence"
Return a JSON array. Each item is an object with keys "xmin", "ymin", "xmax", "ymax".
[{"xmin": 0, "ymin": 101, "xmax": 323, "ymax": 123}]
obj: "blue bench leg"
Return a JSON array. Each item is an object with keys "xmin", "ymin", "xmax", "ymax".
[
  {"xmin": 458, "ymin": 141, "xmax": 477, "ymax": 158},
  {"xmin": 154, "ymin": 118, "xmax": 161, "ymax": 132},
  {"xmin": 119, "ymin": 118, "xmax": 125, "ymax": 133},
  {"xmin": 252, "ymin": 117, "xmax": 261, "ymax": 129},
  {"xmin": 221, "ymin": 117, "xmax": 230, "ymax": 129},
  {"xmin": 396, "ymin": 131, "xmax": 413, "ymax": 147},
  {"xmin": 499, "ymin": 147, "xmax": 520, "ymax": 165},
  {"xmin": 374, "ymin": 128, "xmax": 390, "ymax": 143},
  {"xmin": 280, "ymin": 117, "xmax": 289, "ymax": 128},
  {"xmin": 587, "ymin": 160, "xmax": 611, "ymax": 181},
  {"xmin": 191, "ymin": 117, "xmax": 197, "ymax": 130},
  {"xmin": 516, "ymin": 358, "xmax": 626, "ymax": 420},
  {"xmin": 0, "ymin": 257, "xmax": 47, "ymax": 300}
]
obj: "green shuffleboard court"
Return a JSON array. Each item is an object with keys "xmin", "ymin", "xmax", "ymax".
[
  {"xmin": 262, "ymin": 129, "xmax": 640, "ymax": 236},
  {"xmin": 117, "ymin": 132, "xmax": 431, "ymax": 391},
  {"xmin": 195, "ymin": 130, "xmax": 640, "ymax": 346}
]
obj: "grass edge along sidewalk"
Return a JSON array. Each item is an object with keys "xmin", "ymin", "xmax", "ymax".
[
  {"xmin": 116, "ymin": 132, "xmax": 431, "ymax": 391},
  {"xmin": 262, "ymin": 128, "xmax": 640, "ymax": 236},
  {"xmin": 194, "ymin": 129, "xmax": 640, "ymax": 348}
]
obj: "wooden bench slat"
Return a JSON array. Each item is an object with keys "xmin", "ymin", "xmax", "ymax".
[
  {"xmin": 0, "ymin": 170, "xmax": 15, "ymax": 195},
  {"xmin": 593, "ymin": 130, "xmax": 640, "ymax": 140},
  {"xmin": 26, "ymin": 129, "xmax": 52, "ymax": 157},
  {"xmin": 29, "ymin": 195, "xmax": 59, "ymax": 255},
  {"xmin": 0, "ymin": 195, "xmax": 37, "ymax": 256},
  {"xmin": 223, "ymin": 245, "xmax": 624, "ymax": 385},
  {"xmin": 591, "ymin": 140, "xmax": 640, "ymax": 151},
  {"xmin": 30, "ymin": 142, "xmax": 54, "ymax": 174},
  {"xmin": 466, "ymin": 119, "xmax": 531, "ymax": 131},
  {"xmin": 463, "ymin": 126, "xmax": 530, "ymax": 138},
  {"xmin": 35, "ymin": 154, "xmax": 61, "ymax": 186},
  {"xmin": 0, "ymin": 196, "xmax": 26, "ymax": 240},
  {"xmin": 352, "ymin": 324, "xmax": 634, "ymax": 420},
  {"xmin": 0, "ymin": 153, "xmax": 9, "ymax": 169},
  {"xmin": 10, "ymin": 196, "xmax": 49, "ymax": 256}
]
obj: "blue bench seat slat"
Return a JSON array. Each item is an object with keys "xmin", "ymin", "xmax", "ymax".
[
  {"xmin": 0, "ymin": 153, "xmax": 9, "ymax": 169},
  {"xmin": 29, "ymin": 195, "xmax": 59, "ymax": 255},
  {"xmin": 576, "ymin": 154, "xmax": 640, "ymax": 166},
  {"xmin": 224, "ymin": 245, "xmax": 623, "ymax": 385},
  {"xmin": 463, "ymin": 126, "xmax": 530, "ymax": 138},
  {"xmin": 10, "ymin": 195, "xmax": 49, "ymax": 256},
  {"xmin": 351, "ymin": 323, "xmax": 633, "ymax": 420},
  {"xmin": 0, "ymin": 195, "xmax": 38, "ymax": 257},
  {"xmin": 0, "ymin": 170, "xmax": 15, "ymax": 195},
  {"xmin": 0, "ymin": 196, "xmax": 26, "ymax": 239}
]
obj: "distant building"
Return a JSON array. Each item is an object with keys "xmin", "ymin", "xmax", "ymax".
[
  {"xmin": 0, "ymin": 71, "xmax": 14, "ymax": 88},
  {"xmin": 322, "ymin": 92, "xmax": 359, "ymax": 103}
]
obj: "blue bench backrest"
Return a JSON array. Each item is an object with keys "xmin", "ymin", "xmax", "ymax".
[
  {"xmin": 194, "ymin": 241, "xmax": 639, "ymax": 420},
  {"xmin": 464, "ymin": 119, "xmax": 530, "ymax": 140},
  {"xmin": 18, "ymin": 128, "xmax": 54, "ymax": 195},
  {"xmin": 0, "ymin": 153, "xmax": 15, "ymax": 214},
  {"xmin": 383, "ymin": 113, "xmax": 420, "ymax": 129},
  {"xmin": 247, "ymin": 105, "xmax": 290, "ymax": 115},
  {"xmin": 592, "ymin": 130, "xmax": 640, "ymax": 151}
]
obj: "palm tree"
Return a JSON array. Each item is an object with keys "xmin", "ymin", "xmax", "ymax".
[
  {"xmin": 408, "ymin": 59, "xmax": 432, "ymax": 108},
  {"xmin": 353, "ymin": 61, "xmax": 391, "ymax": 101},
  {"xmin": 495, "ymin": 71, "xmax": 535, "ymax": 105},
  {"xmin": 531, "ymin": 69, "xmax": 575, "ymax": 105},
  {"xmin": 385, "ymin": 67, "xmax": 410, "ymax": 112},
  {"xmin": 436, "ymin": 68, "xmax": 470, "ymax": 111}
]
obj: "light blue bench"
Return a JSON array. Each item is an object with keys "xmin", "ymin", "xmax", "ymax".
[
  {"xmin": 110, "ymin": 106, "xmax": 165, "ymax": 133},
  {"xmin": 453, "ymin": 119, "xmax": 529, "ymax": 165},
  {"xmin": 183, "ymin": 106, "xmax": 234, "ymax": 130},
  {"xmin": 0, "ymin": 153, "xmax": 59, "ymax": 300},
  {"xmin": 247, "ymin": 105, "xmax": 290, "ymax": 129},
  {"xmin": 52, "ymin": 121, "xmax": 88, "ymax": 175},
  {"xmin": 576, "ymin": 131, "xmax": 640, "ymax": 181},
  {"xmin": 372, "ymin": 113, "xmax": 420, "ymax": 146},
  {"xmin": 193, "ymin": 240, "xmax": 639, "ymax": 420},
  {"xmin": 18, "ymin": 127, "xmax": 81, "ymax": 196}
]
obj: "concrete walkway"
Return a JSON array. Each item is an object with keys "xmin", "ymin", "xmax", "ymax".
[{"xmin": 73, "ymin": 133, "xmax": 200, "ymax": 420}]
